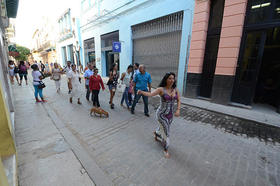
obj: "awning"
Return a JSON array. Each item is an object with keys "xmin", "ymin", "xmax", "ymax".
[
  {"xmin": 8, "ymin": 45, "xmax": 17, "ymax": 52},
  {"xmin": 6, "ymin": 0, "xmax": 19, "ymax": 18}
]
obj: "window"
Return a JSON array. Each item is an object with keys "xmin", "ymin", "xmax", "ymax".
[
  {"xmin": 274, "ymin": 1, "xmax": 280, "ymax": 20},
  {"xmin": 246, "ymin": 0, "xmax": 280, "ymax": 25},
  {"xmin": 90, "ymin": 0, "xmax": 96, "ymax": 7},
  {"xmin": 81, "ymin": 0, "xmax": 88, "ymax": 11}
]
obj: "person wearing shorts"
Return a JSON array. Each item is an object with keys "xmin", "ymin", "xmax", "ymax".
[{"xmin": 107, "ymin": 63, "xmax": 119, "ymax": 109}]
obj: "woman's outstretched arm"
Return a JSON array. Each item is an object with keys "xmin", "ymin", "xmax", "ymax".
[{"xmin": 138, "ymin": 88, "xmax": 163, "ymax": 97}]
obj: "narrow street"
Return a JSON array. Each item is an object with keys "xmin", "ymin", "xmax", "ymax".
[{"xmin": 14, "ymin": 75, "xmax": 280, "ymax": 186}]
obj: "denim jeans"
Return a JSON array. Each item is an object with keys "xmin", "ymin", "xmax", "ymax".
[
  {"xmin": 121, "ymin": 87, "xmax": 131, "ymax": 107},
  {"xmin": 131, "ymin": 93, "xmax": 149, "ymax": 114},
  {"xmin": 92, "ymin": 90, "xmax": 100, "ymax": 107},
  {"xmin": 85, "ymin": 85, "xmax": 92, "ymax": 100},
  {"xmin": 34, "ymin": 85, "xmax": 43, "ymax": 98}
]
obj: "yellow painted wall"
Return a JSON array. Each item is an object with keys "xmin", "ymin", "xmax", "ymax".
[
  {"xmin": 47, "ymin": 50, "xmax": 57, "ymax": 63},
  {"xmin": 0, "ymin": 157, "xmax": 9, "ymax": 186},
  {"xmin": 0, "ymin": 81, "xmax": 15, "ymax": 157}
]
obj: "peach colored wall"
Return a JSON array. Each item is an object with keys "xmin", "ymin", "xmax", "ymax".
[
  {"xmin": 215, "ymin": 0, "xmax": 247, "ymax": 75},
  {"xmin": 188, "ymin": 0, "xmax": 210, "ymax": 73}
]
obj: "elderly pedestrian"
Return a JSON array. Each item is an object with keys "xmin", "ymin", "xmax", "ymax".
[
  {"xmin": 84, "ymin": 63, "xmax": 94, "ymax": 101},
  {"xmin": 138, "ymin": 72, "xmax": 181, "ymax": 158},
  {"xmin": 130, "ymin": 65, "xmax": 152, "ymax": 116}
]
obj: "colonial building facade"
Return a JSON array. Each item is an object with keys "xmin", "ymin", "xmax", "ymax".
[
  {"xmin": 31, "ymin": 17, "xmax": 57, "ymax": 63},
  {"xmin": 186, "ymin": 0, "xmax": 280, "ymax": 112},
  {"xmin": 80, "ymin": 0, "xmax": 195, "ymax": 92},
  {"xmin": 57, "ymin": 8, "xmax": 84, "ymax": 68},
  {"xmin": 0, "ymin": 0, "xmax": 18, "ymax": 185}
]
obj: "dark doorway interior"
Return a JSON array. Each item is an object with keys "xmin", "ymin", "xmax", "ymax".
[
  {"xmin": 254, "ymin": 27, "xmax": 280, "ymax": 110},
  {"xmin": 88, "ymin": 51, "xmax": 96, "ymax": 66},
  {"xmin": 101, "ymin": 31, "xmax": 119, "ymax": 76},
  {"xmin": 105, "ymin": 51, "xmax": 119, "ymax": 76}
]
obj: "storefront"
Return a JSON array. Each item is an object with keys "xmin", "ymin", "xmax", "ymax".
[
  {"xmin": 186, "ymin": 0, "xmax": 280, "ymax": 112},
  {"xmin": 101, "ymin": 31, "xmax": 119, "ymax": 76},
  {"xmin": 132, "ymin": 11, "xmax": 183, "ymax": 87},
  {"xmin": 80, "ymin": 0, "xmax": 194, "ymax": 92},
  {"xmin": 231, "ymin": 0, "xmax": 280, "ymax": 110},
  {"xmin": 84, "ymin": 37, "xmax": 95, "ymax": 65}
]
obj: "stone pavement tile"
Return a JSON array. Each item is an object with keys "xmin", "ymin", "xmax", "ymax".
[
  {"xmin": 245, "ymin": 169, "xmax": 257, "ymax": 186},
  {"xmin": 18, "ymin": 150, "xmax": 94, "ymax": 186},
  {"xmin": 14, "ymin": 79, "xmax": 95, "ymax": 186},
  {"xmin": 17, "ymin": 76, "xmax": 280, "ymax": 186}
]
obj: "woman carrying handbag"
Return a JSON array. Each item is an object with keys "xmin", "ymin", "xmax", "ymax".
[{"xmin": 31, "ymin": 64, "xmax": 47, "ymax": 103}]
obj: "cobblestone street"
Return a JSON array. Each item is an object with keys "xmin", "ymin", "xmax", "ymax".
[{"xmin": 15, "ymin": 76, "xmax": 280, "ymax": 186}]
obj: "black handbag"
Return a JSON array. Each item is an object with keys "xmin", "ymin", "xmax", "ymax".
[
  {"xmin": 14, "ymin": 66, "xmax": 19, "ymax": 73},
  {"xmin": 34, "ymin": 80, "xmax": 46, "ymax": 89},
  {"xmin": 38, "ymin": 82, "xmax": 46, "ymax": 89}
]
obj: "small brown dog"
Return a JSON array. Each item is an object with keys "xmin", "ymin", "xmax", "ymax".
[{"xmin": 90, "ymin": 107, "xmax": 109, "ymax": 118}]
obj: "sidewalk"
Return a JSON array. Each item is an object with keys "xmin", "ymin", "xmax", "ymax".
[
  {"xmin": 13, "ymin": 83, "xmax": 96, "ymax": 186},
  {"xmin": 180, "ymin": 97, "xmax": 280, "ymax": 128},
  {"xmin": 13, "ymin": 75, "xmax": 280, "ymax": 186},
  {"xmin": 103, "ymin": 76, "xmax": 280, "ymax": 128}
]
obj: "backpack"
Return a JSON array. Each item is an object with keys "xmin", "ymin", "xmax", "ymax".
[{"xmin": 20, "ymin": 65, "xmax": 27, "ymax": 72}]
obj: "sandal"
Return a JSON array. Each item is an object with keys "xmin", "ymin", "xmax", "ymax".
[
  {"xmin": 154, "ymin": 132, "xmax": 159, "ymax": 141},
  {"xmin": 164, "ymin": 150, "xmax": 170, "ymax": 158}
]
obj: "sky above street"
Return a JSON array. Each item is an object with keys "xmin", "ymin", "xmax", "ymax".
[{"xmin": 15, "ymin": 0, "xmax": 76, "ymax": 48}]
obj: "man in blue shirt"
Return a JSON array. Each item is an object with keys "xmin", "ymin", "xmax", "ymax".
[
  {"xmin": 131, "ymin": 65, "xmax": 152, "ymax": 117},
  {"xmin": 84, "ymin": 64, "xmax": 94, "ymax": 101}
]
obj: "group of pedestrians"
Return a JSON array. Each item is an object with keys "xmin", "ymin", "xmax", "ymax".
[
  {"xmin": 82, "ymin": 61, "xmax": 181, "ymax": 158},
  {"xmin": 28, "ymin": 59, "xmax": 181, "ymax": 158},
  {"xmin": 8, "ymin": 60, "xmax": 29, "ymax": 86}
]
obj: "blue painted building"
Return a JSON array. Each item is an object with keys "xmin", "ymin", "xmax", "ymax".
[
  {"xmin": 57, "ymin": 8, "xmax": 84, "ymax": 68},
  {"xmin": 80, "ymin": 0, "xmax": 195, "ymax": 93}
]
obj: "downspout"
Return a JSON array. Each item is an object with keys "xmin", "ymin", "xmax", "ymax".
[{"xmin": 183, "ymin": 8, "xmax": 194, "ymax": 96}]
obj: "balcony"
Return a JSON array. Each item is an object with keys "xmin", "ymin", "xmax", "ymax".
[
  {"xmin": 59, "ymin": 28, "xmax": 73, "ymax": 42},
  {"xmin": 37, "ymin": 40, "xmax": 54, "ymax": 52}
]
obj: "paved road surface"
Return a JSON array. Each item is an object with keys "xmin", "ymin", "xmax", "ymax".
[{"xmin": 14, "ymin": 75, "xmax": 280, "ymax": 186}]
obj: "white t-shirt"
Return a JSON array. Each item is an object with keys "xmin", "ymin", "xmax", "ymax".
[
  {"xmin": 32, "ymin": 71, "xmax": 42, "ymax": 85},
  {"xmin": 123, "ymin": 72, "xmax": 132, "ymax": 87},
  {"xmin": 65, "ymin": 66, "xmax": 72, "ymax": 78},
  {"xmin": 68, "ymin": 70, "xmax": 80, "ymax": 87}
]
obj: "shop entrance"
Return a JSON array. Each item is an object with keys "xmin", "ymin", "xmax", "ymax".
[
  {"xmin": 105, "ymin": 51, "xmax": 119, "ymax": 76},
  {"xmin": 254, "ymin": 27, "xmax": 280, "ymax": 110},
  {"xmin": 101, "ymin": 31, "xmax": 119, "ymax": 77},
  {"xmin": 231, "ymin": 27, "xmax": 280, "ymax": 112}
]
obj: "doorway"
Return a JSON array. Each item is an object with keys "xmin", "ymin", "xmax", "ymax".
[
  {"xmin": 105, "ymin": 51, "xmax": 119, "ymax": 76},
  {"xmin": 231, "ymin": 27, "xmax": 280, "ymax": 111},
  {"xmin": 254, "ymin": 27, "xmax": 280, "ymax": 109},
  {"xmin": 101, "ymin": 31, "xmax": 119, "ymax": 77}
]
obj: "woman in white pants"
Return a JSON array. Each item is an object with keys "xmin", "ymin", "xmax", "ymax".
[{"xmin": 51, "ymin": 63, "xmax": 62, "ymax": 93}]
